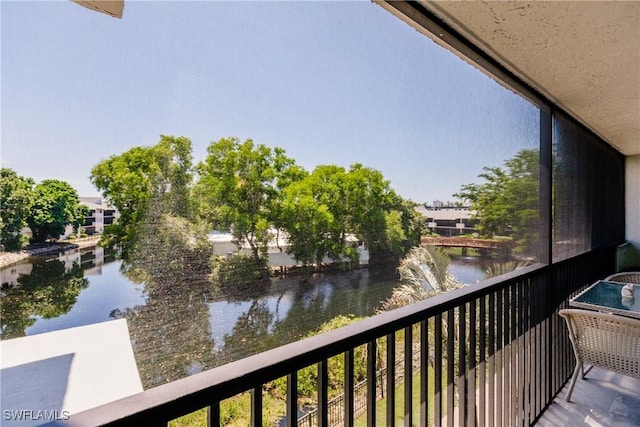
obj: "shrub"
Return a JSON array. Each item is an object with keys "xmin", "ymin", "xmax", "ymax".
[
  {"xmin": 211, "ymin": 255, "xmax": 269, "ymax": 286},
  {"xmin": 270, "ymin": 315, "xmax": 370, "ymax": 404}
]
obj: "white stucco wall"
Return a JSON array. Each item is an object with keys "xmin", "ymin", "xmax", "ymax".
[{"xmin": 625, "ymin": 155, "xmax": 640, "ymax": 267}]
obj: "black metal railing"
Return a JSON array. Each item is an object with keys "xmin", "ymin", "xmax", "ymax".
[{"xmin": 53, "ymin": 245, "xmax": 618, "ymax": 427}]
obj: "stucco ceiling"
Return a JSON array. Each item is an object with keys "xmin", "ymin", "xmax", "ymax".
[{"xmin": 390, "ymin": 1, "xmax": 640, "ymax": 156}]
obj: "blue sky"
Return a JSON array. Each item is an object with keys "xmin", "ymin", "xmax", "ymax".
[{"xmin": 1, "ymin": 0, "xmax": 539, "ymax": 203}]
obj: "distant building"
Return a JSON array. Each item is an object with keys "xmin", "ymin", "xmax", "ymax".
[
  {"xmin": 415, "ymin": 205, "xmax": 477, "ymax": 237},
  {"xmin": 208, "ymin": 230, "xmax": 369, "ymax": 267},
  {"xmin": 1, "ymin": 263, "xmax": 33, "ymax": 287},
  {"xmin": 79, "ymin": 197, "xmax": 119, "ymax": 235}
]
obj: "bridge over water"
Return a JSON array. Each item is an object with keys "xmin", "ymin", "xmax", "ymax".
[{"xmin": 421, "ymin": 236, "xmax": 513, "ymax": 250}]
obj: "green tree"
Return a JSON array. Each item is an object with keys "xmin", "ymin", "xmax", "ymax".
[
  {"xmin": 282, "ymin": 164, "xmax": 423, "ymax": 265},
  {"xmin": 195, "ymin": 137, "xmax": 305, "ymax": 260},
  {"xmin": 455, "ymin": 149, "xmax": 539, "ymax": 254},
  {"xmin": 152, "ymin": 136, "xmax": 194, "ymax": 217},
  {"xmin": 90, "ymin": 135, "xmax": 194, "ymax": 252},
  {"xmin": 376, "ymin": 191, "xmax": 426, "ymax": 263},
  {"xmin": 0, "ymin": 168, "xmax": 35, "ymax": 250},
  {"xmin": 126, "ymin": 207, "xmax": 212, "ymax": 293},
  {"xmin": 378, "ymin": 246, "xmax": 461, "ymax": 312},
  {"xmin": 342, "ymin": 164, "xmax": 391, "ymax": 257},
  {"xmin": 210, "ymin": 255, "xmax": 271, "ymax": 299},
  {"xmin": 26, "ymin": 179, "xmax": 88, "ymax": 243},
  {"xmin": 281, "ymin": 165, "xmax": 351, "ymax": 265}
]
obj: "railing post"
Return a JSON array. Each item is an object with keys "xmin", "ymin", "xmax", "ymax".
[
  {"xmin": 404, "ymin": 325, "xmax": 413, "ymax": 427},
  {"xmin": 447, "ymin": 309, "xmax": 455, "ymax": 427},
  {"xmin": 207, "ymin": 402, "xmax": 220, "ymax": 427},
  {"xmin": 505, "ymin": 286, "xmax": 512, "ymax": 425},
  {"xmin": 458, "ymin": 304, "xmax": 467, "ymax": 427},
  {"xmin": 318, "ymin": 359, "xmax": 329, "ymax": 427},
  {"xmin": 344, "ymin": 349, "xmax": 354, "ymax": 427},
  {"xmin": 386, "ymin": 333, "xmax": 395, "ymax": 426},
  {"xmin": 468, "ymin": 299, "xmax": 477, "ymax": 427},
  {"xmin": 367, "ymin": 340, "xmax": 377, "ymax": 426},
  {"xmin": 287, "ymin": 372, "xmax": 297, "ymax": 427},
  {"xmin": 435, "ymin": 313, "xmax": 443, "ymax": 427},
  {"xmin": 478, "ymin": 295, "xmax": 486, "ymax": 427},
  {"xmin": 420, "ymin": 319, "xmax": 429, "ymax": 427},
  {"xmin": 251, "ymin": 386, "xmax": 262, "ymax": 427}
]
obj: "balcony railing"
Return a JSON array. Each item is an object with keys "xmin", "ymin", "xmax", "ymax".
[{"xmin": 53, "ymin": 245, "xmax": 618, "ymax": 427}]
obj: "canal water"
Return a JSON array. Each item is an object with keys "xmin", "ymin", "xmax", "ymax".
[{"xmin": 0, "ymin": 246, "xmax": 488, "ymax": 389}]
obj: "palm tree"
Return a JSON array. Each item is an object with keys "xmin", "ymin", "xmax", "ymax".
[
  {"xmin": 379, "ymin": 248, "xmax": 528, "ymax": 382},
  {"xmin": 484, "ymin": 259, "xmax": 529, "ymax": 279},
  {"xmin": 379, "ymin": 246, "xmax": 462, "ymax": 311}
]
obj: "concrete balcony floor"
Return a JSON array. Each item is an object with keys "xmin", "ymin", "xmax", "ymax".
[{"xmin": 536, "ymin": 368, "xmax": 640, "ymax": 427}]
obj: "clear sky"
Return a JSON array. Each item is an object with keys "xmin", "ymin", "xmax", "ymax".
[{"xmin": 1, "ymin": 0, "xmax": 539, "ymax": 204}]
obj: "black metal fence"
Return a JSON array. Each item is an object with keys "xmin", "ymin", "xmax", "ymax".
[{"xmin": 54, "ymin": 245, "xmax": 617, "ymax": 427}]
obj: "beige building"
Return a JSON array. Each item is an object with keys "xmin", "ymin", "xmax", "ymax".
[{"xmin": 78, "ymin": 197, "xmax": 119, "ymax": 236}]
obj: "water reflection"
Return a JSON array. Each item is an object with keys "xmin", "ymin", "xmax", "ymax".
[
  {"xmin": 209, "ymin": 268, "xmax": 396, "ymax": 370},
  {"xmin": 114, "ymin": 264, "xmax": 396, "ymax": 388},
  {"xmin": 111, "ymin": 220, "xmax": 218, "ymax": 387},
  {"xmin": 449, "ymin": 257, "xmax": 492, "ymax": 285},
  {"xmin": 111, "ymin": 291, "xmax": 216, "ymax": 387},
  {"xmin": 0, "ymin": 245, "xmax": 486, "ymax": 389},
  {"xmin": 0, "ymin": 258, "xmax": 89, "ymax": 339}
]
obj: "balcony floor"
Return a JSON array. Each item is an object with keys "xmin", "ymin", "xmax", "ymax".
[{"xmin": 536, "ymin": 367, "xmax": 640, "ymax": 427}]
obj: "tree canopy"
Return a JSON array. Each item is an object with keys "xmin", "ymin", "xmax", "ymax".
[
  {"xmin": 455, "ymin": 148, "xmax": 539, "ymax": 254},
  {"xmin": 90, "ymin": 135, "xmax": 194, "ymax": 251},
  {"xmin": 91, "ymin": 134, "xmax": 422, "ymax": 266},
  {"xmin": 281, "ymin": 164, "xmax": 424, "ymax": 265},
  {"xmin": 281, "ymin": 165, "xmax": 351, "ymax": 265},
  {"xmin": 27, "ymin": 179, "xmax": 88, "ymax": 243},
  {"xmin": 195, "ymin": 137, "xmax": 306, "ymax": 260},
  {"xmin": 0, "ymin": 168, "xmax": 34, "ymax": 250}
]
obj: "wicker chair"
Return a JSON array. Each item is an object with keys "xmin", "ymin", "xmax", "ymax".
[
  {"xmin": 605, "ymin": 272, "xmax": 640, "ymax": 284},
  {"xmin": 558, "ymin": 309, "xmax": 640, "ymax": 402}
]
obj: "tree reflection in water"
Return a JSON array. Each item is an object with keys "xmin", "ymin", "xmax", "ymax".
[
  {"xmin": 213, "ymin": 269, "xmax": 395, "ymax": 368},
  {"xmin": 0, "ymin": 210, "xmax": 397, "ymax": 389},
  {"xmin": 116, "ymin": 239, "xmax": 396, "ymax": 388},
  {"xmin": 110, "ymin": 204, "xmax": 392, "ymax": 387},
  {"xmin": 0, "ymin": 259, "xmax": 89, "ymax": 339},
  {"xmin": 218, "ymin": 300, "xmax": 274, "ymax": 361},
  {"xmin": 111, "ymin": 291, "xmax": 217, "ymax": 388},
  {"xmin": 111, "ymin": 212, "xmax": 219, "ymax": 388}
]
